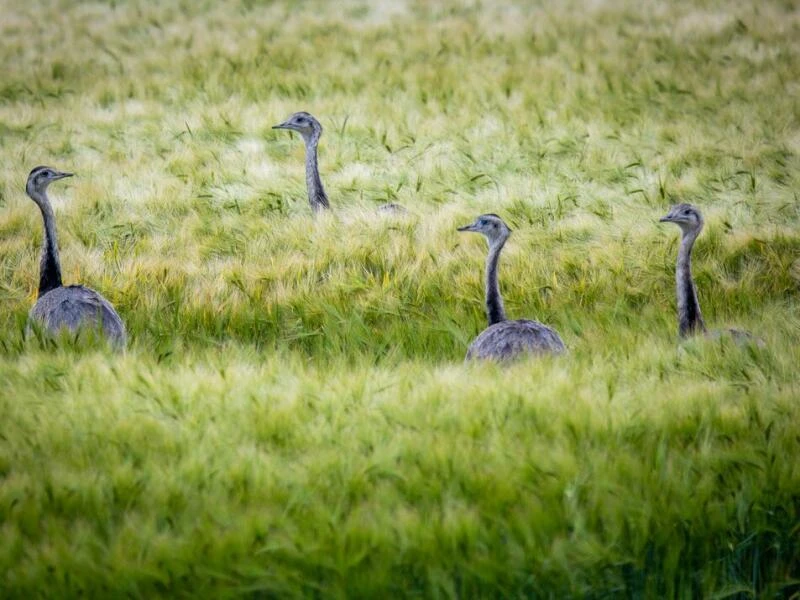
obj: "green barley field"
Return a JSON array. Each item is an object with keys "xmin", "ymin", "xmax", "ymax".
[{"xmin": 1, "ymin": 0, "xmax": 799, "ymax": 596}]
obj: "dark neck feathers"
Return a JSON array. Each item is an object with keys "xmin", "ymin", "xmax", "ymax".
[
  {"xmin": 485, "ymin": 236, "xmax": 508, "ymax": 326},
  {"xmin": 304, "ymin": 132, "xmax": 330, "ymax": 213},
  {"xmin": 676, "ymin": 229, "xmax": 706, "ymax": 337},
  {"xmin": 31, "ymin": 189, "xmax": 63, "ymax": 297}
]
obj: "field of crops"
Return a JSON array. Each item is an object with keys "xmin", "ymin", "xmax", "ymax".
[{"xmin": 1, "ymin": 0, "xmax": 799, "ymax": 596}]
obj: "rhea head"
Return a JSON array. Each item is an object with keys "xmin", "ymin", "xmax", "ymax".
[
  {"xmin": 26, "ymin": 166, "xmax": 73, "ymax": 204},
  {"xmin": 457, "ymin": 213, "xmax": 512, "ymax": 246},
  {"xmin": 272, "ymin": 111, "xmax": 322, "ymax": 143},
  {"xmin": 659, "ymin": 203, "xmax": 704, "ymax": 236}
]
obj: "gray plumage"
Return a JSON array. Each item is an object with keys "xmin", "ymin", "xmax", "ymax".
[
  {"xmin": 659, "ymin": 203, "xmax": 763, "ymax": 346},
  {"xmin": 465, "ymin": 319, "xmax": 566, "ymax": 361},
  {"xmin": 29, "ymin": 285, "xmax": 127, "ymax": 345},
  {"xmin": 25, "ymin": 166, "xmax": 126, "ymax": 349},
  {"xmin": 458, "ymin": 214, "xmax": 565, "ymax": 361},
  {"xmin": 272, "ymin": 112, "xmax": 331, "ymax": 214},
  {"xmin": 659, "ymin": 203, "xmax": 706, "ymax": 338},
  {"xmin": 273, "ymin": 111, "xmax": 407, "ymax": 215}
]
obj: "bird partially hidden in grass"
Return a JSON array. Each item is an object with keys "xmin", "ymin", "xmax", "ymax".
[
  {"xmin": 272, "ymin": 112, "xmax": 330, "ymax": 214},
  {"xmin": 273, "ymin": 111, "xmax": 407, "ymax": 215},
  {"xmin": 458, "ymin": 213, "xmax": 565, "ymax": 361},
  {"xmin": 24, "ymin": 166, "xmax": 127, "ymax": 349},
  {"xmin": 659, "ymin": 203, "xmax": 764, "ymax": 347}
]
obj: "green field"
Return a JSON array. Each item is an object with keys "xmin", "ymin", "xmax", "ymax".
[{"xmin": 1, "ymin": 0, "xmax": 799, "ymax": 596}]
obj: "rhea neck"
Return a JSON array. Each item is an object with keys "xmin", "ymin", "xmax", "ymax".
[
  {"xmin": 484, "ymin": 233, "xmax": 509, "ymax": 326},
  {"xmin": 27, "ymin": 186, "xmax": 63, "ymax": 297},
  {"xmin": 675, "ymin": 226, "xmax": 706, "ymax": 337},
  {"xmin": 301, "ymin": 129, "xmax": 330, "ymax": 213}
]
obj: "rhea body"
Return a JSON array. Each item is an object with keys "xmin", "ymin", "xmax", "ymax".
[
  {"xmin": 458, "ymin": 214, "xmax": 565, "ymax": 360},
  {"xmin": 659, "ymin": 203, "xmax": 760, "ymax": 345},
  {"xmin": 25, "ymin": 166, "xmax": 126, "ymax": 348}
]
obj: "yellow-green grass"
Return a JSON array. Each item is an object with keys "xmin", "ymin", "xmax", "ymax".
[{"xmin": 1, "ymin": 0, "xmax": 799, "ymax": 596}]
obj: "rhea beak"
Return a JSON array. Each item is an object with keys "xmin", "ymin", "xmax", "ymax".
[
  {"xmin": 272, "ymin": 121, "xmax": 291, "ymax": 130},
  {"xmin": 659, "ymin": 215, "xmax": 671, "ymax": 223},
  {"xmin": 457, "ymin": 223, "xmax": 477, "ymax": 232},
  {"xmin": 55, "ymin": 171, "xmax": 74, "ymax": 180}
]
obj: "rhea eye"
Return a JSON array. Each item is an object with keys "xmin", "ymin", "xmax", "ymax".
[
  {"xmin": 478, "ymin": 219, "xmax": 487, "ymax": 226},
  {"xmin": 683, "ymin": 208, "xmax": 691, "ymax": 215}
]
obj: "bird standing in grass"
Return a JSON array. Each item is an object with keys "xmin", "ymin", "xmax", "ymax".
[
  {"xmin": 273, "ymin": 112, "xmax": 331, "ymax": 214},
  {"xmin": 25, "ymin": 166, "xmax": 127, "ymax": 349},
  {"xmin": 659, "ymin": 203, "xmax": 762, "ymax": 345},
  {"xmin": 273, "ymin": 111, "xmax": 406, "ymax": 215},
  {"xmin": 458, "ymin": 213, "xmax": 565, "ymax": 361}
]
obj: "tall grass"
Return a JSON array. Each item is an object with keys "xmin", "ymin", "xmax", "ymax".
[{"xmin": 1, "ymin": 0, "xmax": 799, "ymax": 596}]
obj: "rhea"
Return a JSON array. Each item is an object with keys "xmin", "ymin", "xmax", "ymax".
[
  {"xmin": 659, "ymin": 203, "xmax": 761, "ymax": 345},
  {"xmin": 25, "ymin": 166, "xmax": 126, "ymax": 348},
  {"xmin": 458, "ymin": 214, "xmax": 565, "ymax": 360},
  {"xmin": 272, "ymin": 112, "xmax": 331, "ymax": 214},
  {"xmin": 273, "ymin": 111, "xmax": 406, "ymax": 215}
]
